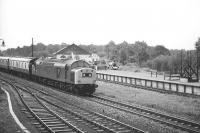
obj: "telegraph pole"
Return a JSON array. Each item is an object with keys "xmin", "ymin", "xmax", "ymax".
[
  {"xmin": 32, "ymin": 37, "xmax": 34, "ymax": 57},
  {"xmin": 195, "ymin": 38, "xmax": 200, "ymax": 81},
  {"xmin": 180, "ymin": 50, "xmax": 183, "ymax": 77},
  {"xmin": 197, "ymin": 49, "xmax": 199, "ymax": 81}
]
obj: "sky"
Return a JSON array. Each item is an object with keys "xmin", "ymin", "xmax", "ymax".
[{"xmin": 1, "ymin": 0, "xmax": 200, "ymax": 50}]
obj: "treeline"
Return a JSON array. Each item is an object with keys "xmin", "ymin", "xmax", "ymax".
[
  {"xmin": 2, "ymin": 39, "xmax": 200, "ymax": 73},
  {"xmin": 3, "ymin": 43, "xmax": 68, "ymax": 57}
]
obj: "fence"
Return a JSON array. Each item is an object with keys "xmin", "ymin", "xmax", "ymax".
[{"xmin": 96, "ymin": 73, "xmax": 200, "ymax": 96}]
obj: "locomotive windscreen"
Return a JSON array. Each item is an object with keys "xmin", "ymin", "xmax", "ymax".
[{"xmin": 71, "ymin": 60, "xmax": 90, "ymax": 69}]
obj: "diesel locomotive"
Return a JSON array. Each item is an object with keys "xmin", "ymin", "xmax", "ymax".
[{"xmin": 0, "ymin": 56, "xmax": 98, "ymax": 95}]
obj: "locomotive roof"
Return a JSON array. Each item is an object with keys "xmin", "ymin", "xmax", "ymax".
[{"xmin": 35, "ymin": 58, "xmax": 89, "ymax": 68}]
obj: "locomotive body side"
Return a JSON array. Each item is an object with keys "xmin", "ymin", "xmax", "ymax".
[
  {"xmin": 32, "ymin": 59, "xmax": 97, "ymax": 95},
  {"xmin": 32, "ymin": 59, "xmax": 72, "ymax": 83}
]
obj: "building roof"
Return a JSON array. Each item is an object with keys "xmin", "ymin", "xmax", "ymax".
[{"xmin": 54, "ymin": 44, "xmax": 90, "ymax": 55}]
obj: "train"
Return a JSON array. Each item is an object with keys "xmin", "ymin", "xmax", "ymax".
[{"xmin": 0, "ymin": 56, "xmax": 98, "ymax": 95}]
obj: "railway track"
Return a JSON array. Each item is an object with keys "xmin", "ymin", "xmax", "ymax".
[
  {"xmin": 88, "ymin": 95, "xmax": 200, "ymax": 133},
  {"xmin": 38, "ymin": 95, "xmax": 145, "ymax": 133},
  {"xmin": 1, "ymin": 73, "xmax": 200, "ymax": 133},
  {"xmin": 17, "ymin": 79, "xmax": 200, "ymax": 133},
  {"xmin": 1, "ymin": 78, "xmax": 146, "ymax": 133},
  {"xmin": 8, "ymin": 81, "xmax": 85, "ymax": 133}
]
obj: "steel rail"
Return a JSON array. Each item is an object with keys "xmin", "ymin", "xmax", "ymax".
[
  {"xmin": 0, "ymin": 78, "xmax": 84, "ymax": 133},
  {"xmin": 90, "ymin": 95, "xmax": 200, "ymax": 133}
]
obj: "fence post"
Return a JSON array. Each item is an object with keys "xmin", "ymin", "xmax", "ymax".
[
  {"xmin": 130, "ymin": 78, "xmax": 132, "ymax": 85},
  {"xmin": 156, "ymin": 81, "xmax": 158, "ymax": 89},
  {"xmin": 135, "ymin": 78, "xmax": 137, "ymax": 85},
  {"xmin": 192, "ymin": 86, "xmax": 194, "ymax": 94},
  {"xmin": 176, "ymin": 84, "xmax": 178, "ymax": 92},
  {"xmin": 163, "ymin": 82, "xmax": 164, "ymax": 89},
  {"xmin": 168, "ymin": 83, "xmax": 170, "ymax": 91},
  {"xmin": 184, "ymin": 85, "xmax": 186, "ymax": 93}
]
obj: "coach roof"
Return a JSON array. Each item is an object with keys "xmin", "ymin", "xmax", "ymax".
[
  {"xmin": 0, "ymin": 56, "xmax": 10, "ymax": 59},
  {"xmin": 9, "ymin": 57, "xmax": 34, "ymax": 62}
]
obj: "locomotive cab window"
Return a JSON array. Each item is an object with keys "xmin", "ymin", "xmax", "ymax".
[{"xmin": 71, "ymin": 61, "xmax": 90, "ymax": 69}]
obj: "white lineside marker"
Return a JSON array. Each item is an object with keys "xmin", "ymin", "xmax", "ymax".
[{"xmin": 1, "ymin": 87, "xmax": 31, "ymax": 133}]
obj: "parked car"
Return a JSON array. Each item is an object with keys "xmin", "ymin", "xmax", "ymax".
[
  {"xmin": 93, "ymin": 60, "xmax": 108, "ymax": 70},
  {"xmin": 108, "ymin": 61, "xmax": 119, "ymax": 70}
]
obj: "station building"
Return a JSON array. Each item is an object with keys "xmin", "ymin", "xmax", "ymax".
[{"xmin": 54, "ymin": 44, "xmax": 100, "ymax": 63}]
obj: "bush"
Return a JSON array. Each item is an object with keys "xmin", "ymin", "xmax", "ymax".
[{"xmin": 145, "ymin": 55, "xmax": 180, "ymax": 72}]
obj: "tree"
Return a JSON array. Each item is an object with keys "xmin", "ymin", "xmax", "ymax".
[
  {"xmin": 152, "ymin": 45, "xmax": 170, "ymax": 58},
  {"xmin": 133, "ymin": 41, "xmax": 149, "ymax": 66},
  {"xmin": 195, "ymin": 37, "xmax": 200, "ymax": 49},
  {"xmin": 35, "ymin": 43, "xmax": 46, "ymax": 51},
  {"xmin": 105, "ymin": 40, "xmax": 116, "ymax": 59},
  {"xmin": 119, "ymin": 49, "xmax": 128, "ymax": 65}
]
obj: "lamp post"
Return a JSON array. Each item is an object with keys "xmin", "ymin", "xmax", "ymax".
[
  {"xmin": 0, "ymin": 39, "xmax": 5, "ymax": 55},
  {"xmin": 0, "ymin": 39, "xmax": 5, "ymax": 47}
]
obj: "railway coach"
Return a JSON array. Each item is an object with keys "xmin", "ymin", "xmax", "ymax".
[
  {"xmin": 9, "ymin": 57, "xmax": 37, "ymax": 78},
  {"xmin": 0, "ymin": 56, "xmax": 9, "ymax": 72}
]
